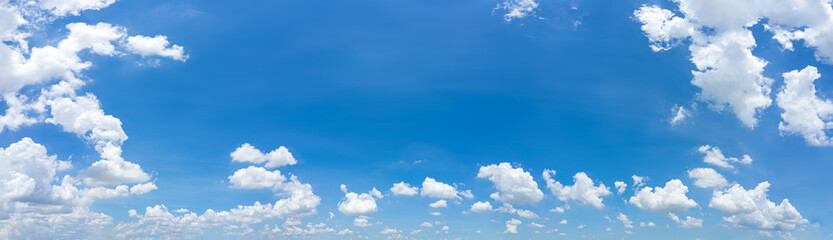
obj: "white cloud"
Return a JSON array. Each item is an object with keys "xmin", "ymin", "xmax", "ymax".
[
  {"xmin": 670, "ymin": 213, "xmax": 703, "ymax": 228},
  {"xmin": 390, "ymin": 182, "xmax": 419, "ymax": 196},
  {"xmin": 228, "ymin": 166, "xmax": 286, "ymax": 189},
  {"xmin": 614, "ymin": 181, "xmax": 627, "ymax": 194},
  {"xmin": 709, "ymin": 182, "xmax": 808, "ymax": 230},
  {"xmin": 629, "ymin": 179, "xmax": 697, "ymax": 213},
  {"xmin": 632, "ymin": 175, "xmax": 647, "ymax": 188},
  {"xmin": 637, "ymin": 0, "xmax": 833, "ymax": 132},
  {"xmin": 469, "ymin": 201, "xmax": 494, "ymax": 212},
  {"xmin": 477, "ymin": 163, "xmax": 544, "ymax": 205},
  {"xmin": 39, "ymin": 0, "xmax": 117, "ymax": 16},
  {"xmin": 496, "ymin": 203, "xmax": 539, "ymax": 219},
  {"xmin": 352, "ymin": 216, "xmax": 373, "ymax": 227},
  {"xmin": 698, "ymin": 145, "xmax": 752, "ymax": 169},
  {"xmin": 125, "ymin": 35, "xmax": 188, "ymax": 61},
  {"xmin": 776, "ymin": 66, "xmax": 833, "ymax": 146},
  {"xmin": 230, "ymin": 143, "xmax": 297, "ymax": 169},
  {"xmin": 429, "ymin": 200, "xmax": 447, "ymax": 208},
  {"xmin": 337, "ymin": 228, "xmax": 353, "ymax": 235},
  {"xmin": 504, "ymin": 218, "xmax": 522, "ymax": 234},
  {"xmin": 617, "ymin": 213, "xmax": 634, "ymax": 229},
  {"xmin": 119, "ymin": 176, "xmax": 320, "ymax": 238},
  {"xmin": 687, "ymin": 168, "xmax": 728, "ymax": 188},
  {"xmin": 529, "ymin": 222, "xmax": 544, "ymax": 228},
  {"xmin": 421, "ymin": 177, "xmax": 465, "ymax": 199},
  {"xmin": 495, "ymin": 0, "xmax": 538, "ymax": 22},
  {"xmin": 542, "ymin": 170, "xmax": 611, "ymax": 208},
  {"xmin": 671, "ymin": 105, "xmax": 692, "ymax": 125},
  {"xmin": 0, "ymin": 1, "xmax": 186, "ymax": 238},
  {"xmin": 420, "ymin": 222, "xmax": 433, "ymax": 228},
  {"xmin": 338, "ymin": 185, "xmax": 382, "ymax": 215}
]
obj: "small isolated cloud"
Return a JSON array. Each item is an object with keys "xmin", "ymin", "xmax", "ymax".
[
  {"xmin": 698, "ymin": 145, "xmax": 752, "ymax": 169},
  {"xmin": 687, "ymin": 168, "xmax": 728, "ymax": 188},
  {"xmin": 390, "ymin": 181, "xmax": 419, "ymax": 196},
  {"xmin": 494, "ymin": 0, "xmax": 539, "ymax": 22}
]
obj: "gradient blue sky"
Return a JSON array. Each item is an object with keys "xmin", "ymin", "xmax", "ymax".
[{"xmin": 1, "ymin": 0, "xmax": 832, "ymax": 239}]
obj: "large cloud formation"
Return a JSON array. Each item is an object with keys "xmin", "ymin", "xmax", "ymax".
[
  {"xmin": 0, "ymin": 0, "xmax": 183, "ymax": 238},
  {"xmin": 634, "ymin": 0, "xmax": 833, "ymax": 146}
]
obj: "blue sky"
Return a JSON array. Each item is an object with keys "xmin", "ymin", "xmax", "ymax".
[{"xmin": 1, "ymin": 0, "xmax": 833, "ymax": 239}]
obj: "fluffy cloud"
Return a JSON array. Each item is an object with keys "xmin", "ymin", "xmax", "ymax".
[
  {"xmin": 0, "ymin": 138, "xmax": 154, "ymax": 239},
  {"xmin": 494, "ymin": 0, "xmax": 538, "ymax": 22},
  {"xmin": 429, "ymin": 200, "xmax": 447, "ymax": 208},
  {"xmin": 230, "ymin": 143, "xmax": 297, "ymax": 169},
  {"xmin": 542, "ymin": 170, "xmax": 611, "ymax": 208},
  {"xmin": 698, "ymin": 145, "xmax": 752, "ymax": 169},
  {"xmin": 504, "ymin": 218, "xmax": 522, "ymax": 234},
  {"xmin": 687, "ymin": 168, "xmax": 728, "ymax": 188},
  {"xmin": 709, "ymin": 182, "xmax": 808, "ymax": 230},
  {"xmin": 390, "ymin": 182, "xmax": 419, "ymax": 196},
  {"xmin": 421, "ymin": 177, "xmax": 466, "ymax": 199},
  {"xmin": 614, "ymin": 181, "xmax": 627, "ymax": 194},
  {"xmin": 629, "ymin": 179, "xmax": 697, "ymax": 213},
  {"xmin": 636, "ymin": 0, "xmax": 833, "ymax": 133},
  {"xmin": 228, "ymin": 166, "xmax": 286, "ymax": 189},
  {"xmin": 39, "ymin": 0, "xmax": 117, "ymax": 16},
  {"xmin": 337, "ymin": 185, "xmax": 383, "ymax": 215},
  {"xmin": 469, "ymin": 201, "xmax": 493, "ymax": 212},
  {"xmin": 477, "ymin": 163, "xmax": 543, "ymax": 205},
  {"xmin": 125, "ymin": 35, "xmax": 188, "ymax": 61},
  {"xmin": 776, "ymin": 66, "xmax": 833, "ymax": 146},
  {"xmin": 119, "ymin": 175, "xmax": 320, "ymax": 238}
]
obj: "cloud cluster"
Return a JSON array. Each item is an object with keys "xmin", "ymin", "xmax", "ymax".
[
  {"xmin": 0, "ymin": 0, "xmax": 187, "ymax": 237},
  {"xmin": 709, "ymin": 182, "xmax": 808, "ymax": 230},
  {"xmin": 634, "ymin": 0, "xmax": 833, "ymax": 146}
]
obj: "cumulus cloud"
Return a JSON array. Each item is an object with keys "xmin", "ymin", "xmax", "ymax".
[
  {"xmin": 504, "ymin": 218, "xmax": 522, "ymax": 234},
  {"xmin": 477, "ymin": 163, "xmax": 544, "ymax": 205},
  {"xmin": 0, "ymin": 0, "xmax": 186, "ymax": 238},
  {"xmin": 687, "ymin": 168, "xmax": 728, "ymax": 188},
  {"xmin": 614, "ymin": 181, "xmax": 627, "ymax": 194},
  {"xmin": 421, "ymin": 177, "xmax": 467, "ymax": 199},
  {"xmin": 390, "ymin": 181, "xmax": 419, "ymax": 196},
  {"xmin": 629, "ymin": 179, "xmax": 697, "ymax": 213},
  {"xmin": 228, "ymin": 166, "xmax": 286, "ymax": 189},
  {"xmin": 230, "ymin": 143, "xmax": 297, "ymax": 169},
  {"xmin": 469, "ymin": 201, "xmax": 494, "ymax": 212},
  {"xmin": 39, "ymin": 0, "xmax": 116, "ymax": 16},
  {"xmin": 125, "ymin": 35, "xmax": 188, "ymax": 61},
  {"xmin": 542, "ymin": 170, "xmax": 611, "ymax": 208},
  {"xmin": 337, "ymin": 185, "xmax": 383, "ymax": 215},
  {"xmin": 429, "ymin": 200, "xmax": 447, "ymax": 208},
  {"xmin": 776, "ymin": 66, "xmax": 833, "ymax": 146},
  {"xmin": 709, "ymin": 182, "xmax": 808, "ymax": 230},
  {"xmin": 698, "ymin": 145, "xmax": 752, "ymax": 169}
]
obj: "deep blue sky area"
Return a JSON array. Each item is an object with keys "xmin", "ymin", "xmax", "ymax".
[{"xmin": 1, "ymin": 0, "xmax": 832, "ymax": 239}]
